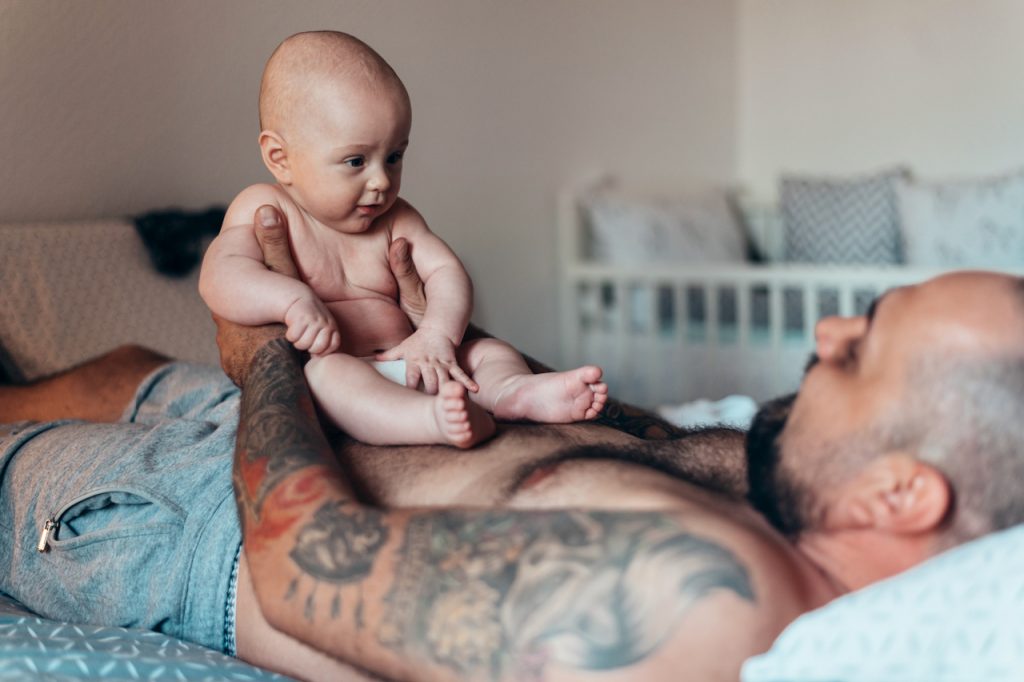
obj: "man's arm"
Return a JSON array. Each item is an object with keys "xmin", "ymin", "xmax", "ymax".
[{"xmin": 234, "ymin": 337, "xmax": 761, "ymax": 682}]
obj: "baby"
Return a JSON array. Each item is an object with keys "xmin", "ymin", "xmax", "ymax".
[{"xmin": 200, "ymin": 31, "xmax": 606, "ymax": 448}]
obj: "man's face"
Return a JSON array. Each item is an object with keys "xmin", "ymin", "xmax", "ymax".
[
  {"xmin": 746, "ymin": 272, "xmax": 1024, "ymax": 537},
  {"xmin": 284, "ymin": 80, "xmax": 411, "ymax": 233}
]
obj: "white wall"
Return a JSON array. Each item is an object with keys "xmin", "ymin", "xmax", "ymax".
[
  {"xmin": 0, "ymin": 0, "xmax": 738, "ymax": 363},
  {"xmin": 738, "ymin": 0, "xmax": 1024, "ymax": 197}
]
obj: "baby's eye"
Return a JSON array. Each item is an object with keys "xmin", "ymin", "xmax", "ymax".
[
  {"xmin": 343, "ymin": 157, "xmax": 365, "ymax": 168},
  {"xmin": 387, "ymin": 151, "xmax": 404, "ymax": 164}
]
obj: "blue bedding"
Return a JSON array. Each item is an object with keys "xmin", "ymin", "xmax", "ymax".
[{"xmin": 0, "ymin": 593, "xmax": 292, "ymax": 681}]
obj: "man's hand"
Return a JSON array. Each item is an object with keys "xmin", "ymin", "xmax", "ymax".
[
  {"xmin": 214, "ymin": 314, "xmax": 287, "ymax": 388},
  {"xmin": 388, "ymin": 236, "xmax": 427, "ymax": 326},
  {"xmin": 213, "ymin": 205, "xmax": 300, "ymax": 386},
  {"xmin": 376, "ymin": 327, "xmax": 479, "ymax": 394}
]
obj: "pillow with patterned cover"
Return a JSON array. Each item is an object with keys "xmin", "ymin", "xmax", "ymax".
[
  {"xmin": 741, "ymin": 524, "xmax": 1024, "ymax": 682},
  {"xmin": 582, "ymin": 189, "xmax": 749, "ymax": 265},
  {"xmin": 781, "ymin": 168, "xmax": 908, "ymax": 264},
  {"xmin": 896, "ymin": 169, "xmax": 1024, "ymax": 267},
  {"xmin": 0, "ymin": 221, "xmax": 219, "ymax": 382}
]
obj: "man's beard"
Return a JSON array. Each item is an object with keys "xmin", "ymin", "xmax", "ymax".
[{"xmin": 745, "ymin": 392, "xmax": 816, "ymax": 539}]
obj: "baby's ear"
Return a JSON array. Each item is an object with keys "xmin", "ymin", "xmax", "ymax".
[{"xmin": 259, "ymin": 131, "xmax": 292, "ymax": 184}]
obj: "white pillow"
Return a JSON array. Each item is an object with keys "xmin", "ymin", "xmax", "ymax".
[
  {"xmin": 897, "ymin": 169, "xmax": 1024, "ymax": 267},
  {"xmin": 742, "ymin": 524, "xmax": 1024, "ymax": 682},
  {"xmin": 582, "ymin": 190, "xmax": 747, "ymax": 265}
]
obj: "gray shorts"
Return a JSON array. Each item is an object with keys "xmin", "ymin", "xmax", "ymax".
[{"xmin": 0, "ymin": 362, "xmax": 243, "ymax": 653}]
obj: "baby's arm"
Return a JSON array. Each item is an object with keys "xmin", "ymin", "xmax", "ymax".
[
  {"xmin": 377, "ymin": 200, "xmax": 476, "ymax": 393},
  {"xmin": 199, "ymin": 185, "xmax": 339, "ymax": 355}
]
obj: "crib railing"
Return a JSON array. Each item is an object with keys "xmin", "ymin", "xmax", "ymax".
[{"xmin": 561, "ymin": 262, "xmax": 951, "ymax": 406}]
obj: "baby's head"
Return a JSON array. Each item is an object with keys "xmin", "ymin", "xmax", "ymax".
[{"xmin": 258, "ymin": 31, "xmax": 411, "ymax": 232}]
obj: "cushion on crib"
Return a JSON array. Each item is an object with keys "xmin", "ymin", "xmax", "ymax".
[
  {"xmin": 781, "ymin": 168, "xmax": 907, "ymax": 265},
  {"xmin": 897, "ymin": 168, "xmax": 1024, "ymax": 268},
  {"xmin": 0, "ymin": 220, "xmax": 219, "ymax": 382},
  {"xmin": 581, "ymin": 189, "xmax": 748, "ymax": 265},
  {"xmin": 741, "ymin": 523, "xmax": 1024, "ymax": 682}
]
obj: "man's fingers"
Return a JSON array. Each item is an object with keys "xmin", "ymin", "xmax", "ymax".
[
  {"xmin": 389, "ymin": 237, "xmax": 416, "ymax": 278},
  {"xmin": 389, "ymin": 238, "xmax": 427, "ymax": 323},
  {"xmin": 254, "ymin": 205, "xmax": 300, "ymax": 278}
]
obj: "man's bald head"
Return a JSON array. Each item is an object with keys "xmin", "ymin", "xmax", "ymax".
[{"xmin": 258, "ymin": 31, "xmax": 410, "ymax": 137}]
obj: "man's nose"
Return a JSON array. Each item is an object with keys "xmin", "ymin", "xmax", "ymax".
[{"xmin": 814, "ymin": 315, "xmax": 867, "ymax": 361}]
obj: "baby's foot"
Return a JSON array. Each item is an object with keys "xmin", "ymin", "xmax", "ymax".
[
  {"xmin": 492, "ymin": 366, "xmax": 608, "ymax": 423},
  {"xmin": 432, "ymin": 381, "xmax": 496, "ymax": 449}
]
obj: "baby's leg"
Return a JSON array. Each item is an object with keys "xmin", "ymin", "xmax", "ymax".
[
  {"xmin": 459, "ymin": 339, "xmax": 608, "ymax": 423},
  {"xmin": 305, "ymin": 354, "xmax": 494, "ymax": 448}
]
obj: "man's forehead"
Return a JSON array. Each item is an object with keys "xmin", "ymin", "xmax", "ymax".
[{"xmin": 908, "ymin": 273, "xmax": 1024, "ymax": 347}]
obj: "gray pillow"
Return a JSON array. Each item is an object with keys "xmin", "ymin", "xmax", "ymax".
[
  {"xmin": 897, "ymin": 169, "xmax": 1024, "ymax": 267},
  {"xmin": 781, "ymin": 168, "xmax": 908, "ymax": 264}
]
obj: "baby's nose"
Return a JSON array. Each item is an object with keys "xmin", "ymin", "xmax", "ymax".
[
  {"xmin": 367, "ymin": 170, "xmax": 391, "ymax": 192},
  {"xmin": 814, "ymin": 315, "xmax": 867, "ymax": 361}
]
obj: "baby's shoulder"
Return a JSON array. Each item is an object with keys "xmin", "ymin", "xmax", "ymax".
[
  {"xmin": 228, "ymin": 183, "xmax": 292, "ymax": 213},
  {"xmin": 224, "ymin": 184, "xmax": 302, "ymax": 231},
  {"xmin": 385, "ymin": 198, "xmax": 430, "ymax": 237}
]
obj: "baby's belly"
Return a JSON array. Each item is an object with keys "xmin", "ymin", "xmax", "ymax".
[{"xmin": 326, "ymin": 298, "xmax": 414, "ymax": 357}]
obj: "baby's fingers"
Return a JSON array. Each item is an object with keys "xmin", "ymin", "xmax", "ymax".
[
  {"xmin": 448, "ymin": 365, "xmax": 479, "ymax": 393},
  {"xmin": 292, "ymin": 324, "xmax": 320, "ymax": 352},
  {"xmin": 286, "ymin": 322, "xmax": 310, "ymax": 350},
  {"xmin": 421, "ymin": 365, "xmax": 440, "ymax": 395},
  {"xmin": 405, "ymin": 363, "xmax": 422, "ymax": 391},
  {"xmin": 308, "ymin": 327, "xmax": 334, "ymax": 356},
  {"xmin": 324, "ymin": 330, "xmax": 341, "ymax": 355}
]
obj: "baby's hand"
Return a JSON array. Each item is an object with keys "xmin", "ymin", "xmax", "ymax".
[
  {"xmin": 376, "ymin": 328, "xmax": 478, "ymax": 395},
  {"xmin": 284, "ymin": 295, "xmax": 340, "ymax": 356}
]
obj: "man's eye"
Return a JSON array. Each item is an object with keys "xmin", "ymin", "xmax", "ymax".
[
  {"xmin": 845, "ymin": 340, "xmax": 861, "ymax": 366},
  {"xmin": 343, "ymin": 157, "xmax": 365, "ymax": 168},
  {"xmin": 387, "ymin": 151, "xmax": 404, "ymax": 164}
]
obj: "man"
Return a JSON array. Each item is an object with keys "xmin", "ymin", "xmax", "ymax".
[{"xmin": 1, "ymin": 205, "xmax": 1021, "ymax": 681}]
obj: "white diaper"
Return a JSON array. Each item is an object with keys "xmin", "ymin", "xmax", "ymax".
[{"xmin": 361, "ymin": 358, "xmax": 407, "ymax": 386}]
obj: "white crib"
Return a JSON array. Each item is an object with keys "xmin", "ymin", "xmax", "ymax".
[{"xmin": 557, "ymin": 178, "xmax": 958, "ymax": 407}]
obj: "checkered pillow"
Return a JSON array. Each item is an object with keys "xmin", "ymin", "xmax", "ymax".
[{"xmin": 781, "ymin": 169, "xmax": 908, "ymax": 264}]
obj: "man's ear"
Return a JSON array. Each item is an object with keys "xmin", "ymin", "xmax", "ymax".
[
  {"xmin": 828, "ymin": 454, "xmax": 950, "ymax": 534},
  {"xmin": 259, "ymin": 131, "xmax": 292, "ymax": 185}
]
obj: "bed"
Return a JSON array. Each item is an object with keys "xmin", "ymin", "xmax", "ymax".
[
  {"xmin": 1, "ymin": 216, "xmax": 1022, "ymax": 680},
  {"xmin": 558, "ymin": 170, "xmax": 1024, "ymax": 407}
]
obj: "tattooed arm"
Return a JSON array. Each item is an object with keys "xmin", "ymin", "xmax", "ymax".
[{"xmin": 235, "ymin": 338, "xmax": 784, "ymax": 682}]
